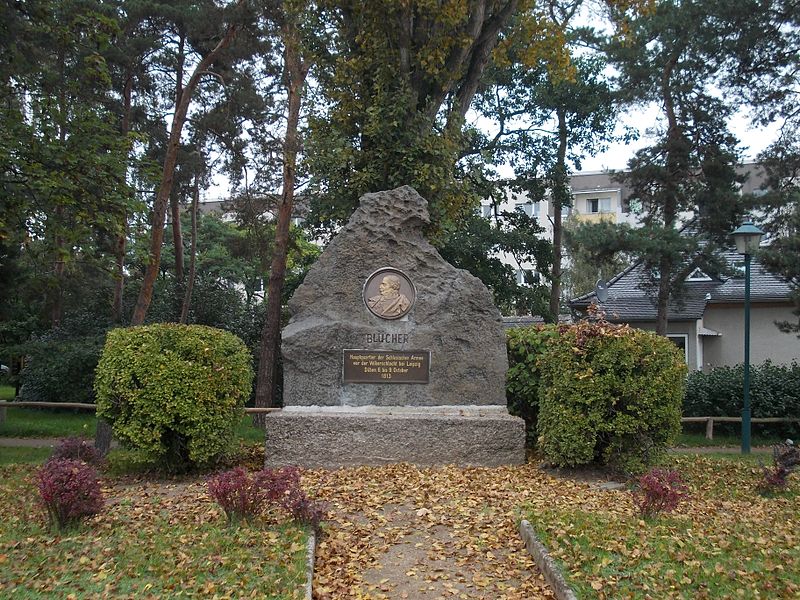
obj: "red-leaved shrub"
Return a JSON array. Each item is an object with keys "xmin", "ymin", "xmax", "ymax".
[
  {"xmin": 50, "ymin": 437, "xmax": 103, "ymax": 467},
  {"xmin": 37, "ymin": 458, "xmax": 104, "ymax": 531},
  {"xmin": 207, "ymin": 467, "xmax": 263, "ymax": 524},
  {"xmin": 758, "ymin": 441, "xmax": 800, "ymax": 494},
  {"xmin": 207, "ymin": 466, "xmax": 325, "ymax": 529},
  {"xmin": 632, "ymin": 468, "xmax": 688, "ymax": 518}
]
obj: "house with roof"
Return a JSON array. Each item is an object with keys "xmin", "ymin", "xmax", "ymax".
[
  {"xmin": 477, "ymin": 163, "xmax": 771, "ymax": 301},
  {"xmin": 569, "ymin": 249, "xmax": 798, "ymax": 372}
]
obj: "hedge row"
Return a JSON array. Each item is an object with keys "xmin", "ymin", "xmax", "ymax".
[{"xmin": 684, "ymin": 361, "xmax": 800, "ymax": 436}]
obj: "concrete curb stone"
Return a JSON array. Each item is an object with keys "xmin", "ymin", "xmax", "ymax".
[
  {"xmin": 306, "ymin": 530, "xmax": 316, "ymax": 600},
  {"xmin": 519, "ymin": 519, "xmax": 578, "ymax": 600}
]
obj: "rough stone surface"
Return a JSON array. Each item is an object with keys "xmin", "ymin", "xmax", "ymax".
[
  {"xmin": 282, "ymin": 185, "xmax": 508, "ymax": 407},
  {"xmin": 263, "ymin": 406, "xmax": 525, "ymax": 468}
]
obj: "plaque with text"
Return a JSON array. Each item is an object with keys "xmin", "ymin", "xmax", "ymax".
[{"xmin": 343, "ymin": 349, "xmax": 430, "ymax": 384}]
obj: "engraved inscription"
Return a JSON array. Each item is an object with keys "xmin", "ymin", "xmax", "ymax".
[
  {"xmin": 365, "ymin": 333, "xmax": 409, "ymax": 344},
  {"xmin": 343, "ymin": 350, "xmax": 430, "ymax": 384}
]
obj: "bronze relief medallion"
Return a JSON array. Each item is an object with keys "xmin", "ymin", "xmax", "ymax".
[{"xmin": 363, "ymin": 267, "xmax": 416, "ymax": 320}]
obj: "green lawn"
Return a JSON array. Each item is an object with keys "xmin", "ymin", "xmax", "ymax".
[
  {"xmin": 524, "ymin": 454, "xmax": 800, "ymax": 598},
  {"xmin": 676, "ymin": 431, "xmax": 784, "ymax": 448},
  {"xmin": 0, "ymin": 447, "xmax": 52, "ymax": 466},
  {"xmin": 0, "ymin": 384, "xmax": 14, "ymax": 401},
  {"xmin": 0, "ymin": 465, "xmax": 309, "ymax": 599},
  {"xmin": 0, "ymin": 405, "xmax": 264, "ymax": 442},
  {"xmin": 0, "ymin": 406, "xmax": 97, "ymax": 438}
]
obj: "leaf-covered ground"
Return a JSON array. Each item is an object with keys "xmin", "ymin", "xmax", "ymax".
[
  {"xmin": 0, "ymin": 465, "xmax": 309, "ymax": 599},
  {"xmin": 305, "ymin": 457, "xmax": 798, "ymax": 599},
  {"xmin": 2, "ymin": 454, "xmax": 796, "ymax": 599},
  {"xmin": 524, "ymin": 455, "xmax": 800, "ymax": 599}
]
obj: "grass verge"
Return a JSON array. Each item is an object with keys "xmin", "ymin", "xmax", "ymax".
[
  {"xmin": 0, "ymin": 407, "xmax": 97, "ymax": 438},
  {"xmin": 0, "ymin": 406, "xmax": 263, "ymax": 443},
  {"xmin": 0, "ymin": 465, "xmax": 309, "ymax": 598},
  {"xmin": 522, "ymin": 455, "xmax": 800, "ymax": 598},
  {"xmin": 0, "ymin": 447, "xmax": 51, "ymax": 466},
  {"xmin": 676, "ymin": 430, "xmax": 784, "ymax": 448}
]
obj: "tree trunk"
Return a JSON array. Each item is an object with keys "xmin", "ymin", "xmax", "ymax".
[
  {"xmin": 180, "ymin": 174, "xmax": 200, "ymax": 323},
  {"xmin": 94, "ymin": 420, "xmax": 113, "ymax": 456},
  {"xmin": 130, "ymin": 20, "xmax": 242, "ymax": 326},
  {"xmin": 655, "ymin": 53, "xmax": 681, "ymax": 336},
  {"xmin": 548, "ymin": 107, "xmax": 568, "ymax": 321},
  {"xmin": 171, "ymin": 190, "xmax": 185, "ymax": 283},
  {"xmin": 254, "ymin": 14, "xmax": 309, "ymax": 414},
  {"xmin": 112, "ymin": 74, "xmax": 133, "ymax": 323},
  {"xmin": 171, "ymin": 31, "xmax": 186, "ymax": 286}
]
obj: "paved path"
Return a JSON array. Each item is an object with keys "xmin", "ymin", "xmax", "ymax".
[{"xmin": 0, "ymin": 437, "xmax": 62, "ymax": 448}]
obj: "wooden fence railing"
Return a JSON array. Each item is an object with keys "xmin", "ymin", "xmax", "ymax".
[
  {"xmin": 1, "ymin": 403, "xmax": 798, "ymax": 441},
  {"xmin": 681, "ymin": 416, "xmax": 800, "ymax": 440},
  {"xmin": 0, "ymin": 402, "xmax": 280, "ymax": 425}
]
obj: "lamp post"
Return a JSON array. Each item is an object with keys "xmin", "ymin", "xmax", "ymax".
[{"xmin": 731, "ymin": 221, "xmax": 765, "ymax": 454}]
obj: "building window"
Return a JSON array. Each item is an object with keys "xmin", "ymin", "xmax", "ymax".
[
  {"xmin": 516, "ymin": 268, "xmax": 538, "ymax": 285},
  {"xmin": 588, "ymin": 197, "xmax": 612, "ymax": 213},
  {"xmin": 480, "ymin": 204, "xmax": 492, "ymax": 218},
  {"xmin": 667, "ymin": 334, "xmax": 689, "ymax": 363},
  {"xmin": 515, "ymin": 201, "xmax": 541, "ymax": 217},
  {"xmin": 515, "ymin": 202, "xmax": 534, "ymax": 217}
]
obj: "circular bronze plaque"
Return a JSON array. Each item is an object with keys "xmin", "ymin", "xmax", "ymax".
[{"xmin": 363, "ymin": 267, "xmax": 416, "ymax": 320}]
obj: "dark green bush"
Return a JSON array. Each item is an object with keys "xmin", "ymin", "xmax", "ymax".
[
  {"xmin": 17, "ymin": 312, "xmax": 110, "ymax": 404},
  {"xmin": 506, "ymin": 324, "xmax": 560, "ymax": 442},
  {"xmin": 94, "ymin": 324, "xmax": 253, "ymax": 472},
  {"xmin": 537, "ymin": 321, "xmax": 686, "ymax": 474},
  {"xmin": 684, "ymin": 361, "xmax": 800, "ymax": 437}
]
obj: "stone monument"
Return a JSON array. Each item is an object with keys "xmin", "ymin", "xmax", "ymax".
[{"xmin": 264, "ymin": 185, "xmax": 525, "ymax": 468}]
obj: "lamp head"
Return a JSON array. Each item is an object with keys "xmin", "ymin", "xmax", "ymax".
[{"xmin": 731, "ymin": 221, "xmax": 764, "ymax": 255}]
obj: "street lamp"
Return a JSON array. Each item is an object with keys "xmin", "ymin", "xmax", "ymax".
[{"xmin": 731, "ymin": 221, "xmax": 765, "ymax": 454}]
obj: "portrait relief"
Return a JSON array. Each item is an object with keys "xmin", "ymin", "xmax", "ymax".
[{"xmin": 363, "ymin": 268, "xmax": 416, "ymax": 320}]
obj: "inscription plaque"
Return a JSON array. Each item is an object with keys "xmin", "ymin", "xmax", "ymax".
[{"xmin": 343, "ymin": 349, "xmax": 430, "ymax": 384}]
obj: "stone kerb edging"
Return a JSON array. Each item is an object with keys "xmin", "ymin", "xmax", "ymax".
[
  {"xmin": 518, "ymin": 519, "xmax": 578, "ymax": 600},
  {"xmin": 306, "ymin": 530, "xmax": 316, "ymax": 600}
]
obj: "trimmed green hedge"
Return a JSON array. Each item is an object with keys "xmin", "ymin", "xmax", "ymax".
[
  {"xmin": 506, "ymin": 324, "xmax": 560, "ymax": 442},
  {"xmin": 94, "ymin": 324, "xmax": 253, "ymax": 471},
  {"xmin": 508, "ymin": 321, "xmax": 686, "ymax": 473},
  {"xmin": 684, "ymin": 361, "xmax": 800, "ymax": 436}
]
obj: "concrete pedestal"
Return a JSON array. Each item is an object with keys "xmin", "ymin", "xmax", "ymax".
[{"xmin": 263, "ymin": 405, "xmax": 526, "ymax": 469}]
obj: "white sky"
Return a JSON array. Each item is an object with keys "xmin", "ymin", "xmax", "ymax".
[{"xmin": 578, "ymin": 105, "xmax": 783, "ymax": 173}]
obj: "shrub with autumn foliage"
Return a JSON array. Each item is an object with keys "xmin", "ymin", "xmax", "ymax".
[
  {"xmin": 94, "ymin": 324, "xmax": 253, "ymax": 472},
  {"xmin": 536, "ymin": 320, "xmax": 686, "ymax": 473},
  {"xmin": 37, "ymin": 458, "xmax": 104, "ymax": 531},
  {"xmin": 207, "ymin": 466, "xmax": 325, "ymax": 530},
  {"xmin": 758, "ymin": 441, "xmax": 800, "ymax": 494},
  {"xmin": 50, "ymin": 437, "xmax": 104, "ymax": 467},
  {"xmin": 633, "ymin": 468, "xmax": 688, "ymax": 517}
]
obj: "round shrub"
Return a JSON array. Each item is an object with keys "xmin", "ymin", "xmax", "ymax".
[
  {"xmin": 37, "ymin": 458, "xmax": 104, "ymax": 531},
  {"xmin": 94, "ymin": 324, "xmax": 253, "ymax": 471},
  {"xmin": 537, "ymin": 321, "xmax": 687, "ymax": 474}
]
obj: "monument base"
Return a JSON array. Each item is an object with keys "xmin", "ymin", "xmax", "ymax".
[{"xmin": 263, "ymin": 405, "xmax": 526, "ymax": 469}]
